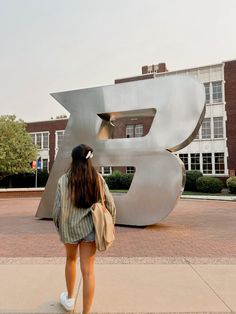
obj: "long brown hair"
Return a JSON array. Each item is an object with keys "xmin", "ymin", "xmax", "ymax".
[{"xmin": 68, "ymin": 144, "xmax": 100, "ymax": 208}]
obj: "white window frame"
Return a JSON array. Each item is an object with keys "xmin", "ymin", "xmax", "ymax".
[
  {"xmin": 201, "ymin": 118, "xmax": 211, "ymax": 139},
  {"xmin": 126, "ymin": 124, "xmax": 144, "ymax": 138},
  {"xmin": 126, "ymin": 125, "xmax": 134, "ymax": 138},
  {"xmin": 55, "ymin": 130, "xmax": 65, "ymax": 150},
  {"xmin": 101, "ymin": 166, "xmax": 112, "ymax": 176},
  {"xmin": 134, "ymin": 124, "xmax": 143, "ymax": 137},
  {"xmin": 202, "ymin": 153, "xmax": 213, "ymax": 174},
  {"xmin": 214, "ymin": 152, "xmax": 225, "ymax": 174},
  {"xmin": 213, "ymin": 117, "xmax": 224, "ymax": 139},
  {"xmin": 204, "ymin": 82, "xmax": 210, "ymax": 104},
  {"xmin": 179, "ymin": 153, "xmax": 189, "ymax": 170},
  {"xmin": 29, "ymin": 132, "xmax": 49, "ymax": 150},
  {"xmin": 42, "ymin": 132, "xmax": 49, "ymax": 149},
  {"xmin": 126, "ymin": 166, "xmax": 135, "ymax": 174},
  {"xmin": 212, "ymin": 81, "xmax": 223, "ymax": 103},
  {"xmin": 190, "ymin": 153, "xmax": 200, "ymax": 171}
]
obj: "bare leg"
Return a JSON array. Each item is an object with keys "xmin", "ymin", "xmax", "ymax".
[
  {"xmin": 79, "ymin": 241, "xmax": 96, "ymax": 314},
  {"xmin": 64, "ymin": 243, "xmax": 79, "ymax": 298}
]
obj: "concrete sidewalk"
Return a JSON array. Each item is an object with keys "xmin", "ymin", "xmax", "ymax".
[{"xmin": 0, "ymin": 258, "xmax": 235, "ymax": 314}]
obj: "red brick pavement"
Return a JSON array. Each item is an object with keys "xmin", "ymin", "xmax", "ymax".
[{"xmin": 0, "ymin": 198, "xmax": 235, "ymax": 257}]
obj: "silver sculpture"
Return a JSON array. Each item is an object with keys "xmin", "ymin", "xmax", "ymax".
[{"xmin": 36, "ymin": 76, "xmax": 205, "ymax": 226}]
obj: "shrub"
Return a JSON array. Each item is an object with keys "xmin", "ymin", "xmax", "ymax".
[
  {"xmin": 105, "ymin": 171, "xmax": 122, "ymax": 190},
  {"xmin": 185, "ymin": 170, "xmax": 203, "ymax": 191},
  {"xmin": 226, "ymin": 176, "xmax": 236, "ymax": 194},
  {"xmin": 120, "ymin": 173, "xmax": 133, "ymax": 189},
  {"xmin": 12, "ymin": 172, "xmax": 35, "ymax": 187},
  {"xmin": 105, "ymin": 171, "xmax": 133, "ymax": 190},
  {"xmin": 196, "ymin": 176, "xmax": 224, "ymax": 193},
  {"xmin": 37, "ymin": 171, "xmax": 49, "ymax": 187},
  {"xmin": 0, "ymin": 175, "xmax": 11, "ymax": 188},
  {"xmin": 0, "ymin": 171, "xmax": 49, "ymax": 188}
]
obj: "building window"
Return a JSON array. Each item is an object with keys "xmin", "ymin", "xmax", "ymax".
[
  {"xmin": 201, "ymin": 118, "xmax": 211, "ymax": 139},
  {"xmin": 56, "ymin": 131, "xmax": 65, "ymax": 149},
  {"xmin": 126, "ymin": 124, "xmax": 144, "ymax": 138},
  {"xmin": 36, "ymin": 133, "xmax": 42, "ymax": 148},
  {"xmin": 42, "ymin": 159, "xmax": 48, "ymax": 172},
  {"xmin": 179, "ymin": 154, "xmax": 189, "ymax": 170},
  {"xmin": 191, "ymin": 153, "xmax": 200, "ymax": 170},
  {"xmin": 213, "ymin": 117, "xmax": 224, "ymax": 138},
  {"xmin": 42, "ymin": 133, "xmax": 49, "ymax": 149},
  {"xmin": 126, "ymin": 166, "xmax": 135, "ymax": 174},
  {"xmin": 101, "ymin": 166, "xmax": 112, "ymax": 176},
  {"xmin": 204, "ymin": 83, "xmax": 210, "ymax": 103},
  {"xmin": 126, "ymin": 125, "xmax": 134, "ymax": 138},
  {"xmin": 202, "ymin": 153, "xmax": 212, "ymax": 174},
  {"xmin": 135, "ymin": 124, "xmax": 143, "ymax": 137},
  {"xmin": 30, "ymin": 132, "xmax": 49, "ymax": 149},
  {"xmin": 215, "ymin": 153, "xmax": 225, "ymax": 174},
  {"xmin": 212, "ymin": 81, "xmax": 222, "ymax": 103}
]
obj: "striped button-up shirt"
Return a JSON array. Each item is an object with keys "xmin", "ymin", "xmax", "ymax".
[{"xmin": 52, "ymin": 173, "xmax": 116, "ymax": 243}]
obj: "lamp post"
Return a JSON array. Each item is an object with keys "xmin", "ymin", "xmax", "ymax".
[
  {"xmin": 35, "ymin": 159, "xmax": 38, "ymax": 188},
  {"xmin": 35, "ymin": 156, "xmax": 41, "ymax": 188}
]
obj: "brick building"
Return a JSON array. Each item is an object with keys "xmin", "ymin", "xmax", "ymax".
[
  {"xmin": 26, "ymin": 119, "xmax": 67, "ymax": 172},
  {"xmin": 26, "ymin": 59, "xmax": 236, "ymax": 178}
]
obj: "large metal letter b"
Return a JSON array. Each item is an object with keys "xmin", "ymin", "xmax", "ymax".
[{"xmin": 36, "ymin": 76, "xmax": 205, "ymax": 226}]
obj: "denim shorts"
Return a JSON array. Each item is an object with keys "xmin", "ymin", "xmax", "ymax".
[{"xmin": 73, "ymin": 228, "xmax": 95, "ymax": 244}]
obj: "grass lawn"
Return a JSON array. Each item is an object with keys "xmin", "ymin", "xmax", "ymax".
[
  {"xmin": 111, "ymin": 189, "xmax": 128, "ymax": 193},
  {"xmin": 111, "ymin": 189, "xmax": 235, "ymax": 196},
  {"xmin": 182, "ymin": 190, "xmax": 232, "ymax": 196}
]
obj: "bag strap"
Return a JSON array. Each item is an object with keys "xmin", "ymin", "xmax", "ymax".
[
  {"xmin": 98, "ymin": 175, "xmax": 106, "ymax": 212},
  {"xmin": 72, "ymin": 276, "xmax": 82, "ymax": 314}
]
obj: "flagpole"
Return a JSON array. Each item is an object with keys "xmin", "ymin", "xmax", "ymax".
[{"xmin": 35, "ymin": 157, "xmax": 38, "ymax": 188}]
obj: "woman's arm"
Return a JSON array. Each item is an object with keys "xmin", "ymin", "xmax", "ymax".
[
  {"xmin": 102, "ymin": 178, "xmax": 116, "ymax": 224},
  {"xmin": 52, "ymin": 181, "xmax": 61, "ymax": 231}
]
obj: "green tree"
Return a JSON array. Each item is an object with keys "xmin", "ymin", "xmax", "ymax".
[{"xmin": 0, "ymin": 115, "xmax": 37, "ymax": 182}]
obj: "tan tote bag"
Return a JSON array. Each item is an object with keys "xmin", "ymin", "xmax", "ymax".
[{"xmin": 91, "ymin": 176, "xmax": 115, "ymax": 251}]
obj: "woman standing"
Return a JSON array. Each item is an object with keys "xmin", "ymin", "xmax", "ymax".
[{"xmin": 52, "ymin": 144, "xmax": 116, "ymax": 313}]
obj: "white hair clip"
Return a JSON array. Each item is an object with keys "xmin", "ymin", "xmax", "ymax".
[{"xmin": 86, "ymin": 151, "xmax": 93, "ymax": 159}]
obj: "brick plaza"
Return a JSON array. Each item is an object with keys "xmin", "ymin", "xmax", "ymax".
[{"xmin": 1, "ymin": 197, "xmax": 235, "ymax": 258}]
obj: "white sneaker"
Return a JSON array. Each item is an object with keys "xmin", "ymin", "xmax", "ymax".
[{"xmin": 60, "ymin": 291, "xmax": 75, "ymax": 311}]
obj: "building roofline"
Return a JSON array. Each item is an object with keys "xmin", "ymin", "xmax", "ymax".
[
  {"xmin": 26, "ymin": 118, "xmax": 68, "ymax": 124},
  {"xmin": 115, "ymin": 60, "xmax": 232, "ymax": 82},
  {"xmin": 114, "ymin": 73, "xmax": 155, "ymax": 82},
  {"xmin": 222, "ymin": 58, "xmax": 236, "ymax": 64},
  {"xmin": 154, "ymin": 61, "xmax": 224, "ymax": 77}
]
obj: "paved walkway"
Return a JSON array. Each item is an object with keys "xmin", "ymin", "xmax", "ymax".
[
  {"xmin": 0, "ymin": 257, "xmax": 236, "ymax": 313},
  {"xmin": 0, "ymin": 198, "xmax": 236, "ymax": 313}
]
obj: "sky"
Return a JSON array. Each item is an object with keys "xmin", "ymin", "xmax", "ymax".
[{"xmin": 0, "ymin": 0, "xmax": 236, "ymax": 122}]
